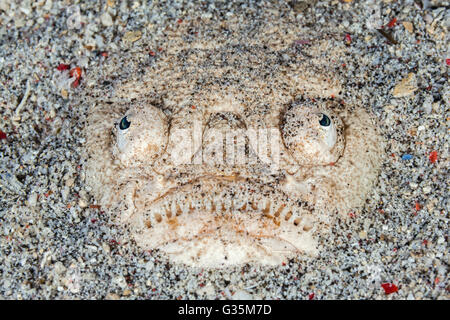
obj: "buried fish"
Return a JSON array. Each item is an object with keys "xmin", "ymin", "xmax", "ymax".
[{"xmin": 83, "ymin": 12, "xmax": 385, "ymax": 267}]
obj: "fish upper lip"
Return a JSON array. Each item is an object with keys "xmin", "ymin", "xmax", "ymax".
[
  {"xmin": 138, "ymin": 175, "xmax": 312, "ymax": 230},
  {"xmin": 147, "ymin": 174, "xmax": 281, "ymax": 207}
]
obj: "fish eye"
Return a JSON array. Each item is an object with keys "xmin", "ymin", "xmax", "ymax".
[
  {"xmin": 119, "ymin": 116, "xmax": 131, "ymax": 130},
  {"xmin": 319, "ymin": 113, "xmax": 331, "ymax": 127}
]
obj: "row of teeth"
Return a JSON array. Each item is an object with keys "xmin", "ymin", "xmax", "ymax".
[{"xmin": 142, "ymin": 196, "xmax": 313, "ymax": 231}]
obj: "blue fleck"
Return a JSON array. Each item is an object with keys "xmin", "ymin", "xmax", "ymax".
[{"xmin": 402, "ymin": 154, "xmax": 413, "ymax": 160}]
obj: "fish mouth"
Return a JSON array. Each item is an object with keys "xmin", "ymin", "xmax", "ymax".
[{"xmin": 131, "ymin": 176, "xmax": 319, "ymax": 266}]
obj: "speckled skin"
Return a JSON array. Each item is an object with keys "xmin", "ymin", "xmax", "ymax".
[{"xmin": 84, "ymin": 15, "xmax": 385, "ymax": 267}]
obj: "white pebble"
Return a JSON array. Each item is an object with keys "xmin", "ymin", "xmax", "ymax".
[
  {"xmin": 422, "ymin": 186, "xmax": 432, "ymax": 194},
  {"xmin": 101, "ymin": 12, "xmax": 114, "ymax": 27}
]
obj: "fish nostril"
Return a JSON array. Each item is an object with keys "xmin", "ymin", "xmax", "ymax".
[{"xmin": 274, "ymin": 204, "xmax": 285, "ymax": 217}]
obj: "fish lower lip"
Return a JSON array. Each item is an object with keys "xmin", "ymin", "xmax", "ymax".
[{"xmin": 126, "ymin": 175, "xmax": 322, "ymax": 266}]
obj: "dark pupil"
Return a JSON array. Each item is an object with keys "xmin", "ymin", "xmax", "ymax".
[
  {"xmin": 319, "ymin": 114, "xmax": 331, "ymax": 127},
  {"xmin": 119, "ymin": 116, "xmax": 131, "ymax": 130}
]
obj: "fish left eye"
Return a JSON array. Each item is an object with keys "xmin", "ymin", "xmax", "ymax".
[
  {"xmin": 319, "ymin": 113, "xmax": 331, "ymax": 127},
  {"xmin": 119, "ymin": 116, "xmax": 131, "ymax": 130}
]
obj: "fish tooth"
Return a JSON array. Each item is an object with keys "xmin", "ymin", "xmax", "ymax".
[
  {"xmin": 193, "ymin": 198, "xmax": 202, "ymax": 211},
  {"xmin": 202, "ymin": 198, "xmax": 208, "ymax": 209},
  {"xmin": 263, "ymin": 200, "xmax": 271, "ymax": 217},
  {"xmin": 176, "ymin": 203, "xmax": 182, "ymax": 216},
  {"xmin": 274, "ymin": 204, "xmax": 285, "ymax": 217},
  {"xmin": 217, "ymin": 200, "xmax": 225, "ymax": 213},
  {"xmin": 223, "ymin": 198, "xmax": 232, "ymax": 212},
  {"xmin": 284, "ymin": 210, "xmax": 292, "ymax": 221},
  {"xmin": 203, "ymin": 198, "xmax": 211, "ymax": 211},
  {"xmin": 172, "ymin": 200, "xmax": 179, "ymax": 216},
  {"xmin": 273, "ymin": 218, "xmax": 280, "ymax": 226},
  {"xmin": 165, "ymin": 203, "xmax": 172, "ymax": 218},
  {"xmin": 233, "ymin": 199, "xmax": 246, "ymax": 211},
  {"xmin": 188, "ymin": 197, "xmax": 195, "ymax": 212},
  {"xmin": 210, "ymin": 199, "xmax": 216, "ymax": 213},
  {"xmin": 144, "ymin": 220, "xmax": 152, "ymax": 228},
  {"xmin": 293, "ymin": 217, "xmax": 301, "ymax": 226},
  {"xmin": 302, "ymin": 216, "xmax": 314, "ymax": 231},
  {"xmin": 251, "ymin": 196, "xmax": 260, "ymax": 211}
]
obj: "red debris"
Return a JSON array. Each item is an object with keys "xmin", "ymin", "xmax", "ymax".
[
  {"xmin": 100, "ymin": 51, "xmax": 108, "ymax": 57},
  {"xmin": 348, "ymin": 212, "xmax": 356, "ymax": 218},
  {"xmin": 446, "ymin": 59, "xmax": 450, "ymax": 66},
  {"xmin": 381, "ymin": 283, "xmax": 398, "ymax": 295},
  {"xmin": 89, "ymin": 204, "xmax": 101, "ymax": 209},
  {"xmin": 44, "ymin": 191, "xmax": 53, "ymax": 198},
  {"xmin": 57, "ymin": 63, "xmax": 70, "ymax": 71},
  {"xmin": 70, "ymin": 66, "xmax": 82, "ymax": 78},
  {"xmin": 308, "ymin": 293, "xmax": 315, "ymax": 300},
  {"xmin": 422, "ymin": 239, "xmax": 428, "ymax": 246},
  {"xmin": 415, "ymin": 202, "xmax": 421, "ymax": 211},
  {"xmin": 71, "ymin": 79, "xmax": 80, "ymax": 88},
  {"xmin": 69, "ymin": 67, "xmax": 82, "ymax": 88},
  {"xmin": 149, "ymin": 50, "xmax": 156, "ymax": 56},
  {"xmin": 0, "ymin": 130, "xmax": 7, "ymax": 140},
  {"xmin": 429, "ymin": 150, "xmax": 438, "ymax": 163},
  {"xmin": 345, "ymin": 33, "xmax": 351, "ymax": 45},
  {"xmin": 91, "ymin": 219, "xmax": 97, "ymax": 223},
  {"xmin": 387, "ymin": 18, "xmax": 397, "ymax": 28},
  {"xmin": 177, "ymin": 18, "xmax": 183, "ymax": 24}
]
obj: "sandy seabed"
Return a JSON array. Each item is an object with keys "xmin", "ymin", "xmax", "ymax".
[{"xmin": 0, "ymin": 0, "xmax": 448, "ymax": 299}]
